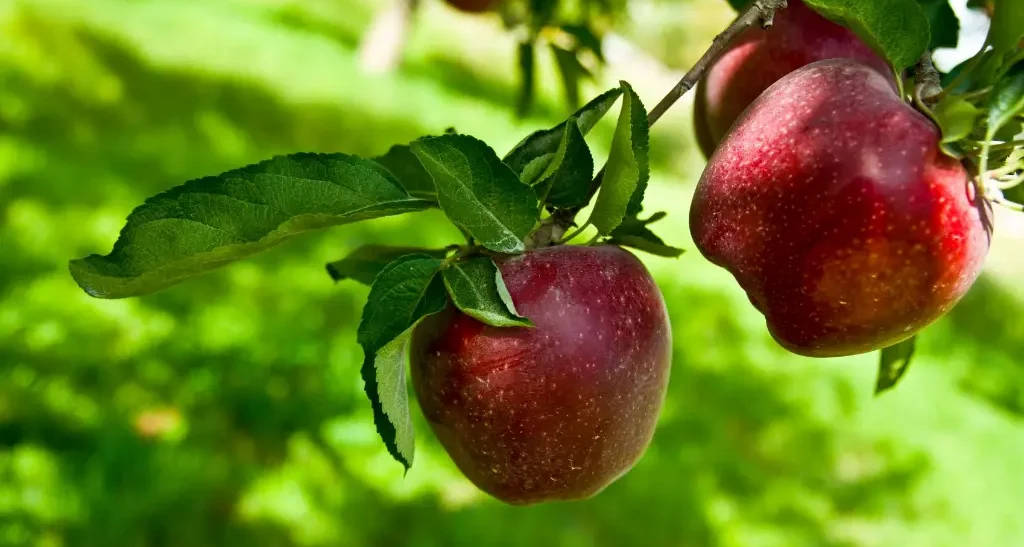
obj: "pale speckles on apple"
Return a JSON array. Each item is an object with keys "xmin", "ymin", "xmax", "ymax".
[
  {"xmin": 411, "ymin": 245, "xmax": 671, "ymax": 505},
  {"xmin": 691, "ymin": 59, "xmax": 990, "ymax": 357}
]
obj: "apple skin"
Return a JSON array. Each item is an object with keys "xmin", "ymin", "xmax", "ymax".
[
  {"xmin": 694, "ymin": 0, "xmax": 890, "ymax": 158},
  {"xmin": 444, "ymin": 0, "xmax": 501, "ymax": 14},
  {"xmin": 411, "ymin": 245, "xmax": 672, "ymax": 505},
  {"xmin": 690, "ymin": 59, "xmax": 991, "ymax": 358}
]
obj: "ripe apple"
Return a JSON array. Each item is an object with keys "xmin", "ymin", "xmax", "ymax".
[
  {"xmin": 690, "ymin": 59, "xmax": 991, "ymax": 358},
  {"xmin": 411, "ymin": 245, "xmax": 672, "ymax": 505},
  {"xmin": 693, "ymin": 0, "xmax": 890, "ymax": 158},
  {"xmin": 444, "ymin": 0, "xmax": 501, "ymax": 14}
]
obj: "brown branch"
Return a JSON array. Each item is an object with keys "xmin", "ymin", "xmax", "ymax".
[
  {"xmin": 646, "ymin": 0, "xmax": 790, "ymax": 127},
  {"xmin": 913, "ymin": 51, "xmax": 942, "ymax": 110},
  {"xmin": 558, "ymin": 0, "xmax": 790, "ymax": 228}
]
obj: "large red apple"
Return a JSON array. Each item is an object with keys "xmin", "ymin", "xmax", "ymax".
[
  {"xmin": 411, "ymin": 245, "xmax": 672, "ymax": 505},
  {"xmin": 690, "ymin": 59, "xmax": 991, "ymax": 357},
  {"xmin": 693, "ymin": 0, "xmax": 890, "ymax": 158},
  {"xmin": 443, "ymin": 0, "xmax": 501, "ymax": 14}
]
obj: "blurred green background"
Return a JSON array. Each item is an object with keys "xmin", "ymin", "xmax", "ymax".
[{"xmin": 3, "ymin": 0, "xmax": 1024, "ymax": 545}]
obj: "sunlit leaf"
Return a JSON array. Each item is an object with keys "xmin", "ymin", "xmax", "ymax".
[
  {"xmin": 503, "ymin": 86, "xmax": 623, "ymax": 178},
  {"xmin": 327, "ymin": 245, "xmax": 447, "ymax": 285},
  {"xmin": 533, "ymin": 116, "xmax": 594, "ymax": 209},
  {"xmin": 442, "ymin": 257, "xmax": 532, "ymax": 327},
  {"xmin": 876, "ymin": 336, "xmax": 917, "ymax": 394},
  {"xmin": 589, "ymin": 81, "xmax": 650, "ymax": 234},
  {"xmin": 804, "ymin": 0, "xmax": 930, "ymax": 72},
  {"xmin": 374, "ymin": 144, "xmax": 438, "ymax": 202},
  {"xmin": 357, "ymin": 254, "xmax": 447, "ymax": 469},
  {"xmin": 985, "ymin": 61, "xmax": 1024, "ymax": 140},
  {"xmin": 70, "ymin": 153, "xmax": 431, "ymax": 299},
  {"xmin": 411, "ymin": 135, "xmax": 538, "ymax": 253}
]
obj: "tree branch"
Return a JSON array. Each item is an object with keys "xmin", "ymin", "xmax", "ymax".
[
  {"xmin": 557, "ymin": 0, "xmax": 790, "ymax": 232},
  {"xmin": 913, "ymin": 51, "xmax": 942, "ymax": 111},
  {"xmin": 647, "ymin": 0, "xmax": 790, "ymax": 126}
]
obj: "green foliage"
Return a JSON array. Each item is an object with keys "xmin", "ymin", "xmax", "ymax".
[
  {"xmin": 916, "ymin": 0, "xmax": 959, "ymax": 49},
  {"xmin": 69, "ymin": 154, "xmax": 431, "ymax": 299},
  {"xmin": 932, "ymin": 96, "xmax": 981, "ymax": 157},
  {"xmin": 516, "ymin": 40, "xmax": 536, "ymax": 118},
  {"xmin": 357, "ymin": 255, "xmax": 448, "ymax": 469},
  {"xmin": 373, "ymin": 144, "xmax": 439, "ymax": 202},
  {"xmin": 442, "ymin": 257, "xmax": 532, "ymax": 327},
  {"xmin": 608, "ymin": 213, "xmax": 684, "ymax": 258},
  {"xmin": 327, "ymin": 245, "xmax": 448, "ymax": 285},
  {"xmin": 532, "ymin": 116, "xmax": 594, "ymax": 208},
  {"xmin": 411, "ymin": 135, "xmax": 539, "ymax": 253},
  {"xmin": 8, "ymin": 1, "xmax": 1024, "ymax": 545},
  {"xmin": 986, "ymin": 61, "xmax": 1024, "ymax": 141},
  {"xmin": 503, "ymin": 86, "xmax": 623, "ymax": 178},
  {"xmin": 551, "ymin": 44, "xmax": 591, "ymax": 110},
  {"xmin": 876, "ymin": 336, "xmax": 917, "ymax": 394},
  {"xmin": 804, "ymin": 0, "xmax": 930, "ymax": 72},
  {"xmin": 988, "ymin": 0, "xmax": 1024, "ymax": 59},
  {"xmin": 590, "ymin": 82, "xmax": 650, "ymax": 234}
]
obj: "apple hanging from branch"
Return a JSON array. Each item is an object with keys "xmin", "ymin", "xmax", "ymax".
[{"xmin": 65, "ymin": 0, "xmax": 1023, "ymax": 506}]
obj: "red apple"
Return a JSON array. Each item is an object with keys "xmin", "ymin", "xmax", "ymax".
[
  {"xmin": 694, "ymin": 0, "xmax": 890, "ymax": 158},
  {"xmin": 444, "ymin": 0, "xmax": 501, "ymax": 14},
  {"xmin": 690, "ymin": 59, "xmax": 991, "ymax": 357},
  {"xmin": 411, "ymin": 245, "xmax": 672, "ymax": 505}
]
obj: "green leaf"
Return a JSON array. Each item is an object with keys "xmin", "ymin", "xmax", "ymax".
[
  {"xmin": 589, "ymin": 81, "xmax": 650, "ymax": 235},
  {"xmin": 410, "ymin": 134, "xmax": 538, "ymax": 254},
  {"xmin": 608, "ymin": 213, "xmax": 684, "ymax": 258},
  {"xmin": 503, "ymin": 86, "xmax": 623, "ymax": 177},
  {"xmin": 986, "ymin": 61, "xmax": 1024, "ymax": 140},
  {"xmin": 932, "ymin": 95, "xmax": 982, "ymax": 156},
  {"xmin": 560, "ymin": 23, "xmax": 604, "ymax": 62},
  {"xmin": 916, "ymin": 0, "xmax": 960, "ymax": 50},
  {"xmin": 551, "ymin": 44, "xmax": 590, "ymax": 110},
  {"xmin": 534, "ymin": 116, "xmax": 595, "ymax": 209},
  {"xmin": 373, "ymin": 144, "xmax": 437, "ymax": 202},
  {"xmin": 517, "ymin": 40, "xmax": 536, "ymax": 118},
  {"xmin": 69, "ymin": 153, "xmax": 432, "ymax": 299},
  {"xmin": 326, "ymin": 245, "xmax": 447, "ymax": 285},
  {"xmin": 988, "ymin": 0, "xmax": 1024, "ymax": 58},
  {"xmin": 804, "ymin": 0, "xmax": 931, "ymax": 72},
  {"xmin": 726, "ymin": 0, "xmax": 747, "ymax": 10},
  {"xmin": 357, "ymin": 254, "xmax": 448, "ymax": 469},
  {"xmin": 875, "ymin": 336, "xmax": 917, "ymax": 394},
  {"xmin": 442, "ymin": 257, "xmax": 532, "ymax": 328}
]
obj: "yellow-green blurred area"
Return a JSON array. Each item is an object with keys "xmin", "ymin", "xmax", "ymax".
[{"xmin": 2, "ymin": 0, "xmax": 1024, "ymax": 545}]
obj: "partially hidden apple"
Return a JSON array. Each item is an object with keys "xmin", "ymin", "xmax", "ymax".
[
  {"xmin": 411, "ymin": 245, "xmax": 672, "ymax": 505},
  {"xmin": 694, "ymin": 0, "xmax": 890, "ymax": 158},
  {"xmin": 444, "ymin": 0, "xmax": 502, "ymax": 14},
  {"xmin": 690, "ymin": 59, "xmax": 991, "ymax": 358}
]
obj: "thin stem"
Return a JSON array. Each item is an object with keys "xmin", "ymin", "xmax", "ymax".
[
  {"xmin": 646, "ymin": 0, "xmax": 790, "ymax": 127},
  {"xmin": 559, "ymin": 0, "xmax": 791, "ymax": 228},
  {"xmin": 959, "ymin": 87, "xmax": 992, "ymax": 103},
  {"xmin": 558, "ymin": 221, "xmax": 592, "ymax": 244},
  {"xmin": 913, "ymin": 51, "xmax": 942, "ymax": 113},
  {"xmin": 997, "ymin": 171, "xmax": 1024, "ymax": 190}
]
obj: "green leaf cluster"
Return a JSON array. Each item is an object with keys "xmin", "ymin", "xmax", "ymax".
[{"xmin": 69, "ymin": 80, "xmax": 679, "ymax": 469}]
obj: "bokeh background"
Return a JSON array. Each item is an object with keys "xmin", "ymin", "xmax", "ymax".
[{"xmin": 3, "ymin": 0, "xmax": 1024, "ymax": 545}]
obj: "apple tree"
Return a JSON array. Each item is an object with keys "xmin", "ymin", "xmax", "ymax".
[{"xmin": 70, "ymin": 0, "xmax": 1023, "ymax": 504}]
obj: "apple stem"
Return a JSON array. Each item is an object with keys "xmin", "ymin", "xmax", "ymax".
[
  {"xmin": 645, "ymin": 0, "xmax": 790, "ymax": 127},
  {"xmin": 912, "ymin": 52, "xmax": 942, "ymax": 112}
]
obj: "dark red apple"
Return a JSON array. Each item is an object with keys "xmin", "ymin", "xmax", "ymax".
[
  {"xmin": 690, "ymin": 59, "xmax": 991, "ymax": 357},
  {"xmin": 411, "ymin": 245, "xmax": 671, "ymax": 505},
  {"xmin": 444, "ymin": 0, "xmax": 501, "ymax": 14},
  {"xmin": 694, "ymin": 0, "xmax": 890, "ymax": 158}
]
